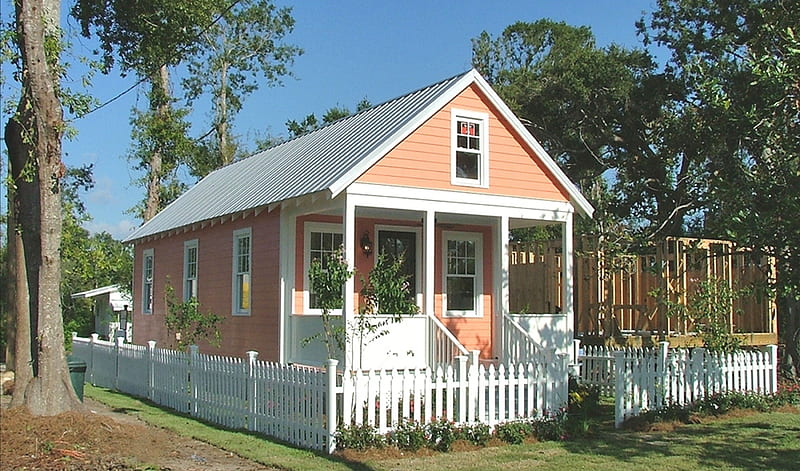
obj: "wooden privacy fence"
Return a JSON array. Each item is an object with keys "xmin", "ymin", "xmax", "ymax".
[
  {"xmin": 574, "ymin": 341, "xmax": 778, "ymax": 427},
  {"xmin": 72, "ymin": 334, "xmax": 568, "ymax": 453},
  {"xmin": 509, "ymin": 237, "xmax": 776, "ymax": 339}
]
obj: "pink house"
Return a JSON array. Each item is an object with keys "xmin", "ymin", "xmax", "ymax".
[{"xmin": 125, "ymin": 70, "xmax": 593, "ymax": 370}]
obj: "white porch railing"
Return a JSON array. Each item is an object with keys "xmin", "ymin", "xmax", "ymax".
[
  {"xmin": 427, "ymin": 312, "xmax": 469, "ymax": 367},
  {"xmin": 502, "ymin": 313, "xmax": 551, "ymax": 365}
]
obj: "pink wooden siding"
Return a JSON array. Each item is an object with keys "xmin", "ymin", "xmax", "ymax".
[
  {"xmin": 357, "ymin": 84, "xmax": 570, "ymax": 202},
  {"xmin": 133, "ymin": 210, "xmax": 281, "ymax": 359}
]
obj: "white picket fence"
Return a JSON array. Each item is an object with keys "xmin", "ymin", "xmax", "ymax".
[
  {"xmin": 575, "ymin": 341, "xmax": 779, "ymax": 427},
  {"xmin": 72, "ymin": 334, "xmax": 569, "ymax": 453}
]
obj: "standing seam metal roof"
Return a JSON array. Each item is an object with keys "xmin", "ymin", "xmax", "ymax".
[{"xmin": 124, "ymin": 71, "xmax": 468, "ymax": 242}]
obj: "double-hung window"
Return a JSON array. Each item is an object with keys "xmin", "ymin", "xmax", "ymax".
[
  {"xmin": 442, "ymin": 232, "xmax": 483, "ymax": 317},
  {"xmin": 304, "ymin": 222, "xmax": 343, "ymax": 312},
  {"xmin": 142, "ymin": 248, "xmax": 154, "ymax": 314},
  {"xmin": 451, "ymin": 109, "xmax": 489, "ymax": 187},
  {"xmin": 183, "ymin": 239, "xmax": 198, "ymax": 301},
  {"xmin": 232, "ymin": 228, "xmax": 251, "ymax": 315}
]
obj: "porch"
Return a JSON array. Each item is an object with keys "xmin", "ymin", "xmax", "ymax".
[{"xmin": 280, "ymin": 182, "xmax": 578, "ymax": 371}]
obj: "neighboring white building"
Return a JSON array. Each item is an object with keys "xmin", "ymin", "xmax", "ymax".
[{"xmin": 71, "ymin": 285, "xmax": 133, "ymax": 342}]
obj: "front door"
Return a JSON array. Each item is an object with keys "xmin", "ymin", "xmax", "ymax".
[{"xmin": 377, "ymin": 230, "xmax": 418, "ymax": 303}]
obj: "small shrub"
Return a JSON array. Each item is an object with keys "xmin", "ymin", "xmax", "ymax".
[
  {"xmin": 494, "ymin": 420, "xmax": 532, "ymax": 444},
  {"xmin": 335, "ymin": 423, "xmax": 384, "ymax": 451},
  {"xmin": 390, "ymin": 419, "xmax": 428, "ymax": 451},
  {"xmin": 531, "ymin": 409, "xmax": 569, "ymax": 441},
  {"xmin": 427, "ymin": 418, "xmax": 457, "ymax": 452},
  {"xmin": 458, "ymin": 422, "xmax": 491, "ymax": 447},
  {"xmin": 568, "ymin": 379, "xmax": 601, "ymax": 417}
]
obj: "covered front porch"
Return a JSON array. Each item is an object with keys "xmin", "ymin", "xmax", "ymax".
[{"xmin": 280, "ymin": 182, "xmax": 577, "ymax": 371}]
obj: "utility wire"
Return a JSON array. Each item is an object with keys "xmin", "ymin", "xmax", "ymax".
[{"xmin": 72, "ymin": 0, "xmax": 244, "ymax": 120}]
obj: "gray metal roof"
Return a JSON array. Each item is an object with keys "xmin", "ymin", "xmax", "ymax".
[{"xmin": 124, "ymin": 71, "xmax": 470, "ymax": 242}]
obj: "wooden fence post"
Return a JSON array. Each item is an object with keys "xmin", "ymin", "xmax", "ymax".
[
  {"xmin": 246, "ymin": 351, "xmax": 258, "ymax": 431},
  {"xmin": 468, "ymin": 350, "xmax": 480, "ymax": 422},
  {"xmin": 571, "ymin": 339, "xmax": 582, "ymax": 378},
  {"xmin": 189, "ymin": 345, "xmax": 199, "ymax": 417},
  {"xmin": 326, "ymin": 359, "xmax": 339, "ymax": 454},
  {"xmin": 147, "ymin": 341, "xmax": 156, "ymax": 400},
  {"xmin": 614, "ymin": 349, "xmax": 626, "ymax": 428},
  {"xmin": 691, "ymin": 347, "xmax": 706, "ymax": 402}
]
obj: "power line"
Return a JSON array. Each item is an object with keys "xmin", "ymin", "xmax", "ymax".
[{"xmin": 72, "ymin": 0, "xmax": 244, "ymax": 120}]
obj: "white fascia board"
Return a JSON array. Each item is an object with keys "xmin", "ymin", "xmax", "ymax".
[
  {"xmin": 347, "ymin": 182, "xmax": 573, "ymax": 222},
  {"xmin": 327, "ymin": 73, "xmax": 476, "ymax": 199},
  {"xmin": 468, "ymin": 71, "xmax": 595, "ymax": 218}
]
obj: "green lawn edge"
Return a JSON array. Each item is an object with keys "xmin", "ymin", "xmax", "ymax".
[{"xmin": 86, "ymin": 384, "xmax": 800, "ymax": 471}]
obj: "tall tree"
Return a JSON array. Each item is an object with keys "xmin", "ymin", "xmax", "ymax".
[
  {"xmin": 641, "ymin": 0, "xmax": 800, "ymax": 375},
  {"xmin": 472, "ymin": 20, "xmax": 707, "ymax": 240},
  {"xmin": 73, "ymin": 0, "xmax": 225, "ymax": 220},
  {"xmin": 4, "ymin": 0, "xmax": 83, "ymax": 414},
  {"xmin": 183, "ymin": 0, "xmax": 302, "ymax": 178}
]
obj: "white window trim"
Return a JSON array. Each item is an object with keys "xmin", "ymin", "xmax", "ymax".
[
  {"xmin": 375, "ymin": 225, "xmax": 423, "ymax": 309},
  {"xmin": 442, "ymin": 231, "xmax": 483, "ymax": 318},
  {"xmin": 141, "ymin": 248, "xmax": 154, "ymax": 315},
  {"xmin": 232, "ymin": 228, "xmax": 252, "ymax": 316},
  {"xmin": 183, "ymin": 239, "xmax": 198, "ymax": 301},
  {"xmin": 303, "ymin": 222, "xmax": 344, "ymax": 315},
  {"xmin": 451, "ymin": 108, "xmax": 490, "ymax": 188}
]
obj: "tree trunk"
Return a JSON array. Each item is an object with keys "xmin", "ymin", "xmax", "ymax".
[
  {"xmin": 8, "ymin": 0, "xmax": 83, "ymax": 414},
  {"xmin": 143, "ymin": 65, "xmax": 175, "ymax": 222}
]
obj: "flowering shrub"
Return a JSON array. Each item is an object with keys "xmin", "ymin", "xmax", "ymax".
[{"xmin": 335, "ymin": 423, "xmax": 385, "ymax": 451}]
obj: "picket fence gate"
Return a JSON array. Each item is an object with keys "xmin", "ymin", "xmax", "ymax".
[
  {"xmin": 574, "ymin": 340, "xmax": 779, "ymax": 427},
  {"xmin": 72, "ymin": 334, "xmax": 569, "ymax": 453}
]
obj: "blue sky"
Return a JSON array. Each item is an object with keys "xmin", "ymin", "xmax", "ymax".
[{"xmin": 2, "ymin": 0, "xmax": 660, "ymax": 240}]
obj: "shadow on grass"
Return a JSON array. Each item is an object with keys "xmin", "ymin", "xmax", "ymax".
[
  {"xmin": 86, "ymin": 385, "xmax": 376, "ymax": 471},
  {"xmin": 560, "ymin": 412, "xmax": 800, "ymax": 471}
]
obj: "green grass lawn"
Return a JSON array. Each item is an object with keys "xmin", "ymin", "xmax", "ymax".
[{"xmin": 86, "ymin": 385, "xmax": 800, "ymax": 471}]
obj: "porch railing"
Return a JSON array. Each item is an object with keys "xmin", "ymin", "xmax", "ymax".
[
  {"xmin": 427, "ymin": 313, "xmax": 469, "ymax": 368},
  {"xmin": 502, "ymin": 313, "xmax": 551, "ymax": 364}
]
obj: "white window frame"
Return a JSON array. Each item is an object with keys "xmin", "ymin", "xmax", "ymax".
[
  {"xmin": 451, "ymin": 109, "xmax": 489, "ymax": 188},
  {"xmin": 442, "ymin": 231, "xmax": 483, "ymax": 318},
  {"xmin": 232, "ymin": 228, "xmax": 252, "ymax": 316},
  {"xmin": 183, "ymin": 239, "xmax": 198, "ymax": 301},
  {"xmin": 303, "ymin": 222, "xmax": 344, "ymax": 315},
  {"xmin": 141, "ymin": 248, "xmax": 154, "ymax": 315}
]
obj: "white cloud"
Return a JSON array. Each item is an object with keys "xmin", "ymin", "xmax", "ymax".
[{"xmin": 83, "ymin": 219, "xmax": 138, "ymax": 240}]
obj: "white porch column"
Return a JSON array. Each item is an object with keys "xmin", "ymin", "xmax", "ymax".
[
  {"xmin": 278, "ymin": 206, "xmax": 296, "ymax": 364},
  {"xmin": 562, "ymin": 211, "xmax": 575, "ymax": 361},
  {"xmin": 424, "ymin": 209, "xmax": 435, "ymax": 317},
  {"xmin": 344, "ymin": 196, "xmax": 356, "ymax": 371},
  {"xmin": 495, "ymin": 215, "xmax": 509, "ymax": 361}
]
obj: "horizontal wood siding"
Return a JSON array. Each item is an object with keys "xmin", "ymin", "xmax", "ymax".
[
  {"xmin": 358, "ymin": 84, "xmax": 569, "ymax": 202},
  {"xmin": 132, "ymin": 210, "xmax": 282, "ymax": 360}
]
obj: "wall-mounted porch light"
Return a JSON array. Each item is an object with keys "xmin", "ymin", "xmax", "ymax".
[{"xmin": 360, "ymin": 231, "xmax": 374, "ymax": 256}]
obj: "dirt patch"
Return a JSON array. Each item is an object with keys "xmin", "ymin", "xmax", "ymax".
[{"xmin": 1, "ymin": 395, "xmax": 276, "ymax": 471}]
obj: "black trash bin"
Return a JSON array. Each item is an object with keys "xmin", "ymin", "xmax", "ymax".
[{"xmin": 67, "ymin": 355, "xmax": 87, "ymax": 401}]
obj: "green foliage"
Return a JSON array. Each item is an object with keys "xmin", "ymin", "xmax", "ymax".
[
  {"xmin": 360, "ymin": 252, "xmax": 419, "ymax": 316},
  {"xmin": 286, "ymin": 99, "xmax": 372, "ymax": 138},
  {"xmin": 163, "ymin": 283, "xmax": 223, "ymax": 351},
  {"xmin": 305, "ymin": 250, "xmax": 353, "ymax": 358},
  {"xmin": 663, "ymin": 277, "xmax": 743, "ymax": 353},
  {"xmin": 427, "ymin": 418, "xmax": 457, "ymax": 452},
  {"xmin": 335, "ymin": 423, "xmax": 386, "ymax": 451},
  {"xmin": 568, "ymin": 379, "xmax": 602, "ymax": 417},
  {"xmin": 494, "ymin": 420, "xmax": 532, "ymax": 444},
  {"xmin": 389, "ymin": 419, "xmax": 428, "ymax": 451},
  {"xmin": 182, "ymin": 0, "xmax": 303, "ymax": 174},
  {"xmin": 457, "ymin": 422, "xmax": 491, "ymax": 447}
]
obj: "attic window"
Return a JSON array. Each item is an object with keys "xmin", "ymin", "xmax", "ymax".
[{"xmin": 451, "ymin": 109, "xmax": 489, "ymax": 187}]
